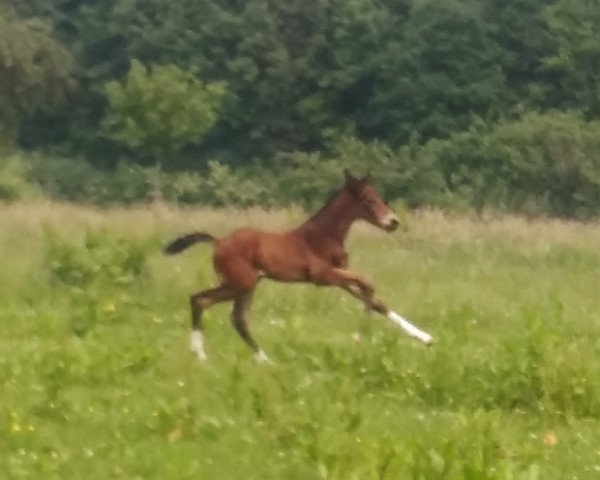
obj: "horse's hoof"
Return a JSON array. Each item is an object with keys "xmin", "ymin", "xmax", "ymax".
[
  {"xmin": 190, "ymin": 331, "xmax": 207, "ymax": 360},
  {"xmin": 191, "ymin": 350, "xmax": 207, "ymax": 361},
  {"xmin": 254, "ymin": 350, "xmax": 274, "ymax": 365}
]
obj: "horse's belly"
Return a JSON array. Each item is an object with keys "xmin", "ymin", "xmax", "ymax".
[
  {"xmin": 255, "ymin": 236, "xmax": 311, "ymax": 282},
  {"xmin": 258, "ymin": 256, "xmax": 309, "ymax": 282}
]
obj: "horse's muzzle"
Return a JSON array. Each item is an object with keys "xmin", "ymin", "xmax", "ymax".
[{"xmin": 383, "ymin": 216, "xmax": 400, "ymax": 232}]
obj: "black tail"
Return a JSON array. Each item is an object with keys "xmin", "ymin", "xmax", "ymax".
[{"xmin": 164, "ymin": 232, "xmax": 216, "ymax": 255}]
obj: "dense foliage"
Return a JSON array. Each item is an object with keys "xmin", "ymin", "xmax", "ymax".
[
  {"xmin": 2, "ymin": 0, "xmax": 600, "ymax": 216},
  {"xmin": 0, "ymin": 5, "xmax": 72, "ymax": 145}
]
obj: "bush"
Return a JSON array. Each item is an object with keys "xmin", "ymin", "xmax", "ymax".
[
  {"xmin": 42, "ymin": 228, "xmax": 152, "ymax": 337},
  {"xmin": 44, "ymin": 229, "xmax": 149, "ymax": 288},
  {"xmin": 0, "ymin": 153, "xmax": 39, "ymax": 201},
  {"xmin": 201, "ymin": 161, "xmax": 271, "ymax": 207},
  {"xmin": 27, "ymin": 155, "xmax": 110, "ymax": 203},
  {"xmin": 262, "ymin": 137, "xmax": 446, "ymax": 209},
  {"xmin": 10, "ymin": 111, "xmax": 600, "ymax": 218},
  {"xmin": 27, "ymin": 156, "xmax": 157, "ymax": 204},
  {"xmin": 417, "ymin": 111, "xmax": 600, "ymax": 218}
]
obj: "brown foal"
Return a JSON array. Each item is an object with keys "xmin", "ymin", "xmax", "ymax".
[{"xmin": 165, "ymin": 171, "xmax": 433, "ymax": 362}]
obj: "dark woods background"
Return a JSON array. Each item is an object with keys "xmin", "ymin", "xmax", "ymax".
[{"xmin": 1, "ymin": 0, "xmax": 600, "ymax": 217}]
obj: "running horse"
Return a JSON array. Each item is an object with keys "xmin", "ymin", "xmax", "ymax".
[{"xmin": 164, "ymin": 171, "xmax": 433, "ymax": 362}]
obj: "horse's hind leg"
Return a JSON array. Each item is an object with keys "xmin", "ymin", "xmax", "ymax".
[
  {"xmin": 232, "ymin": 292, "xmax": 272, "ymax": 363},
  {"xmin": 189, "ymin": 284, "xmax": 237, "ymax": 360}
]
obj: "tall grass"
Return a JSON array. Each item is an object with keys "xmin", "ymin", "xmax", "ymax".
[{"xmin": 1, "ymin": 202, "xmax": 600, "ymax": 479}]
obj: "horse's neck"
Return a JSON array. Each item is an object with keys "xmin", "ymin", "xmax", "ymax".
[{"xmin": 299, "ymin": 191, "xmax": 358, "ymax": 245}]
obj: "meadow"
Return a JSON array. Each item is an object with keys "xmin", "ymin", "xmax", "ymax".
[{"xmin": 1, "ymin": 202, "xmax": 600, "ymax": 479}]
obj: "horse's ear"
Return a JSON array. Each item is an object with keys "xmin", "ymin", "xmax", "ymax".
[
  {"xmin": 344, "ymin": 169, "xmax": 357, "ymax": 185},
  {"xmin": 362, "ymin": 172, "xmax": 373, "ymax": 183}
]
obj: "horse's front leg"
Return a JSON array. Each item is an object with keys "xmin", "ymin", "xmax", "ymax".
[
  {"xmin": 314, "ymin": 267, "xmax": 433, "ymax": 345},
  {"xmin": 313, "ymin": 267, "xmax": 386, "ymax": 312}
]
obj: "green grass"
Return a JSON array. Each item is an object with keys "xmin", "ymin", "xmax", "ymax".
[{"xmin": 2, "ymin": 203, "xmax": 600, "ymax": 479}]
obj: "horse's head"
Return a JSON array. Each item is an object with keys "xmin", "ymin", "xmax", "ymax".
[{"xmin": 343, "ymin": 170, "xmax": 399, "ymax": 232}]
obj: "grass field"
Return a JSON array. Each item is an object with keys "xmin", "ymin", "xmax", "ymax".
[{"xmin": 2, "ymin": 202, "xmax": 600, "ymax": 479}]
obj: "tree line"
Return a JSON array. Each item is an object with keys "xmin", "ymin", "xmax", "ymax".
[{"xmin": 1, "ymin": 0, "xmax": 600, "ymax": 217}]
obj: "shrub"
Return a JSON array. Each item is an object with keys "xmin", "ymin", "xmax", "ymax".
[
  {"xmin": 12, "ymin": 111, "xmax": 600, "ymax": 218},
  {"xmin": 42, "ymin": 229, "xmax": 151, "ymax": 337},
  {"xmin": 418, "ymin": 111, "xmax": 600, "ymax": 218},
  {"xmin": 0, "ymin": 153, "xmax": 39, "ymax": 201},
  {"xmin": 27, "ymin": 155, "xmax": 108, "ymax": 203},
  {"xmin": 202, "ymin": 161, "xmax": 271, "ymax": 207},
  {"xmin": 44, "ymin": 229, "xmax": 149, "ymax": 289},
  {"xmin": 264, "ymin": 137, "xmax": 446, "ymax": 209}
]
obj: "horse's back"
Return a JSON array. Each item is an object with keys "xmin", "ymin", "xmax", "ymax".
[{"xmin": 215, "ymin": 227, "xmax": 261, "ymax": 255}]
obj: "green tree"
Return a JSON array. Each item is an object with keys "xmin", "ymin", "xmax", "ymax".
[
  {"xmin": 12, "ymin": 0, "xmax": 600, "ymax": 191},
  {"xmin": 16, "ymin": 0, "xmax": 395, "ymax": 162},
  {"xmin": 104, "ymin": 60, "xmax": 225, "ymax": 199},
  {"xmin": 0, "ymin": 8, "xmax": 72, "ymax": 145},
  {"xmin": 543, "ymin": 0, "xmax": 600, "ymax": 116},
  {"xmin": 485, "ymin": 0, "xmax": 556, "ymax": 107},
  {"xmin": 364, "ymin": 0, "xmax": 506, "ymax": 145}
]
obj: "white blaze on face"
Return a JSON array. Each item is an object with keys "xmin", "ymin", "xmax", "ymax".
[
  {"xmin": 387, "ymin": 310, "xmax": 433, "ymax": 345},
  {"xmin": 190, "ymin": 330, "xmax": 207, "ymax": 360}
]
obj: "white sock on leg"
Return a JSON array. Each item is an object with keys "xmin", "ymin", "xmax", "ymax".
[
  {"xmin": 387, "ymin": 310, "xmax": 433, "ymax": 345},
  {"xmin": 190, "ymin": 330, "xmax": 207, "ymax": 360}
]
